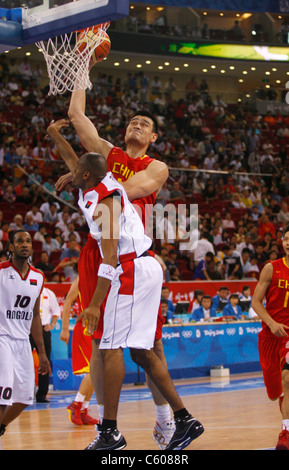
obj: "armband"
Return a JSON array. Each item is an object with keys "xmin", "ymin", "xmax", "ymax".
[{"xmin": 98, "ymin": 263, "xmax": 116, "ymax": 281}]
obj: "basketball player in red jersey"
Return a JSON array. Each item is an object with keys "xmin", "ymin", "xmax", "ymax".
[
  {"xmin": 48, "ymin": 95, "xmax": 176, "ymax": 449},
  {"xmin": 252, "ymin": 225, "xmax": 289, "ymax": 450}
]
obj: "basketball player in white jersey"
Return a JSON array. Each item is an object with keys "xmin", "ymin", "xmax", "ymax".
[
  {"xmin": 0, "ymin": 230, "xmax": 51, "ymax": 438},
  {"xmin": 70, "ymin": 152, "xmax": 204, "ymax": 451}
]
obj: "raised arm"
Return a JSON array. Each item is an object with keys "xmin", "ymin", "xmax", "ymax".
[
  {"xmin": 68, "ymin": 89, "xmax": 113, "ymax": 158},
  {"xmin": 46, "ymin": 119, "xmax": 79, "ymax": 173}
]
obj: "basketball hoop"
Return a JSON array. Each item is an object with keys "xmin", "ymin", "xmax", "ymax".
[{"xmin": 37, "ymin": 22, "xmax": 110, "ymax": 96}]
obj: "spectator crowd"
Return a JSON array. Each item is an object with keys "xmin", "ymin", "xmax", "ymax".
[{"xmin": 1, "ymin": 53, "xmax": 289, "ymax": 321}]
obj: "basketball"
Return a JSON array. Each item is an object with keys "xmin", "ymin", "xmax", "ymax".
[{"xmin": 76, "ymin": 27, "xmax": 111, "ymax": 65}]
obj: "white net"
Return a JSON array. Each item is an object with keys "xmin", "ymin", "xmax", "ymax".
[{"xmin": 36, "ymin": 22, "xmax": 110, "ymax": 96}]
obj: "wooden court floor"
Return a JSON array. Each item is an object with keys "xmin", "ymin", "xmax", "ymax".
[{"xmin": 0, "ymin": 372, "xmax": 282, "ymax": 451}]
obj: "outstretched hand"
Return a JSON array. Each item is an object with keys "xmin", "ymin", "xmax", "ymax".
[{"xmin": 46, "ymin": 118, "xmax": 70, "ymax": 136}]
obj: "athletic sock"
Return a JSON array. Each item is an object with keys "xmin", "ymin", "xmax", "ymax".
[
  {"xmin": 74, "ymin": 392, "xmax": 85, "ymax": 404},
  {"xmin": 282, "ymin": 419, "xmax": 289, "ymax": 431},
  {"xmin": 97, "ymin": 404, "xmax": 104, "ymax": 423},
  {"xmin": 155, "ymin": 404, "xmax": 172, "ymax": 423}
]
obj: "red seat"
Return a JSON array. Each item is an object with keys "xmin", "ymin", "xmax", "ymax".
[{"xmin": 179, "ymin": 270, "xmax": 194, "ymax": 280}]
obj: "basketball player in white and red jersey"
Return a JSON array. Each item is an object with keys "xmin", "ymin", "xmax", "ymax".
[
  {"xmin": 49, "ymin": 102, "xmax": 177, "ymax": 448},
  {"xmin": 67, "ymin": 151, "xmax": 203, "ymax": 450},
  {"xmin": 0, "ymin": 230, "xmax": 51, "ymax": 438}
]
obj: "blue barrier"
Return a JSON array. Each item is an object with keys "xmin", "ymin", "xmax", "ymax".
[{"xmin": 50, "ymin": 319, "xmax": 262, "ymax": 390}]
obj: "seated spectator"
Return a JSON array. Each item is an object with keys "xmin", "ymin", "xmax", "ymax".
[
  {"xmin": 231, "ymin": 192, "xmax": 245, "ymax": 209},
  {"xmin": 258, "ymin": 214, "xmax": 276, "ymax": 240},
  {"xmin": 42, "ymin": 202, "xmax": 59, "ymax": 224},
  {"xmin": 236, "ymin": 234, "xmax": 254, "ymax": 255},
  {"xmin": 62, "ymin": 222, "xmax": 81, "ymax": 244},
  {"xmin": 161, "ymin": 286, "xmax": 175, "ymax": 317},
  {"xmin": 187, "ymin": 289, "xmax": 203, "ymax": 314},
  {"xmin": 55, "ymin": 211, "xmax": 71, "ymax": 233},
  {"xmin": 35, "ymin": 251, "xmax": 54, "ymax": 272},
  {"xmin": 26, "ymin": 204, "xmax": 43, "ymax": 224},
  {"xmin": 59, "ymin": 183, "xmax": 75, "ymax": 204},
  {"xmin": 222, "ymin": 294, "xmax": 243, "ymax": 319},
  {"xmin": 57, "ymin": 239, "xmax": 79, "ymax": 281},
  {"xmin": 161, "ymin": 298, "xmax": 182, "ymax": 325},
  {"xmin": 193, "ymin": 251, "xmax": 214, "ymax": 280},
  {"xmin": 169, "ymin": 266, "xmax": 180, "ymax": 281},
  {"xmin": 211, "ymin": 286, "xmax": 229, "ymax": 314},
  {"xmin": 222, "ymin": 212, "xmax": 236, "ymax": 230},
  {"xmin": 164, "ymin": 249, "xmax": 179, "ymax": 271},
  {"xmin": 189, "ymin": 295, "xmax": 216, "ymax": 322},
  {"xmin": 238, "ymin": 286, "xmax": 252, "ymax": 314},
  {"xmin": 277, "ymin": 201, "xmax": 289, "ymax": 224},
  {"xmin": 206, "ymin": 259, "xmax": 223, "ymax": 280},
  {"xmin": 167, "ymin": 181, "xmax": 185, "ymax": 205},
  {"xmin": 3, "ymin": 184, "xmax": 16, "ymax": 205},
  {"xmin": 9, "ymin": 214, "xmax": 24, "ymax": 231},
  {"xmin": 33, "ymin": 224, "xmax": 47, "ymax": 244},
  {"xmin": 222, "ymin": 245, "xmax": 243, "ymax": 280},
  {"xmin": 70, "ymin": 208, "xmax": 86, "ymax": 228},
  {"xmin": 240, "ymin": 248, "xmax": 252, "ymax": 276},
  {"xmin": 246, "ymin": 255, "xmax": 260, "ymax": 278},
  {"xmin": 24, "ymin": 214, "xmax": 39, "ymax": 232},
  {"xmin": 240, "ymin": 188, "xmax": 253, "ymax": 209},
  {"xmin": 42, "ymin": 232, "xmax": 61, "ymax": 256}
]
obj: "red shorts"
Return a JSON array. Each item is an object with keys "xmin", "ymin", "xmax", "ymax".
[
  {"xmin": 78, "ymin": 239, "xmax": 164, "ymax": 341},
  {"xmin": 258, "ymin": 327, "xmax": 289, "ymax": 400},
  {"xmin": 71, "ymin": 320, "xmax": 92, "ymax": 374}
]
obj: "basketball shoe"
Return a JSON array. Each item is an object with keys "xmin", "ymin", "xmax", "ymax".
[
  {"xmin": 81, "ymin": 408, "xmax": 99, "ymax": 425},
  {"xmin": 152, "ymin": 420, "xmax": 175, "ymax": 450},
  {"xmin": 165, "ymin": 414, "xmax": 204, "ymax": 450},
  {"xmin": 84, "ymin": 425, "xmax": 127, "ymax": 450},
  {"xmin": 276, "ymin": 429, "xmax": 289, "ymax": 450},
  {"xmin": 67, "ymin": 402, "xmax": 83, "ymax": 426}
]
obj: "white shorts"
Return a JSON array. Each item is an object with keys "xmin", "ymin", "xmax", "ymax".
[
  {"xmin": 0, "ymin": 335, "xmax": 35, "ymax": 406},
  {"xmin": 100, "ymin": 255, "xmax": 163, "ymax": 350}
]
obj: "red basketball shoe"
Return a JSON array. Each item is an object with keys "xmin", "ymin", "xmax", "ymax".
[
  {"xmin": 81, "ymin": 408, "xmax": 99, "ymax": 425},
  {"xmin": 67, "ymin": 402, "xmax": 83, "ymax": 426},
  {"xmin": 276, "ymin": 429, "xmax": 289, "ymax": 450}
]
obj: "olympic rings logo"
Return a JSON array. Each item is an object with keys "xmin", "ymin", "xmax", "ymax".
[
  {"xmin": 182, "ymin": 330, "xmax": 193, "ymax": 339},
  {"xmin": 57, "ymin": 369, "xmax": 69, "ymax": 381}
]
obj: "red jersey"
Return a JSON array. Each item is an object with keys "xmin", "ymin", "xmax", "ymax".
[
  {"xmin": 107, "ymin": 146, "xmax": 157, "ymax": 226},
  {"xmin": 264, "ymin": 257, "xmax": 289, "ymax": 328}
]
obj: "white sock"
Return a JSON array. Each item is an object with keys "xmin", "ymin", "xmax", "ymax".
[
  {"xmin": 97, "ymin": 404, "xmax": 104, "ymax": 423},
  {"xmin": 82, "ymin": 401, "xmax": 89, "ymax": 410},
  {"xmin": 155, "ymin": 404, "xmax": 172, "ymax": 424},
  {"xmin": 75, "ymin": 392, "xmax": 85, "ymax": 403},
  {"xmin": 282, "ymin": 419, "xmax": 289, "ymax": 430}
]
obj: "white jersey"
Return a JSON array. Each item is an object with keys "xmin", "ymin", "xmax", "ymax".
[
  {"xmin": 40, "ymin": 287, "xmax": 61, "ymax": 326},
  {"xmin": 78, "ymin": 172, "xmax": 152, "ymax": 260},
  {"xmin": 0, "ymin": 261, "xmax": 44, "ymax": 340}
]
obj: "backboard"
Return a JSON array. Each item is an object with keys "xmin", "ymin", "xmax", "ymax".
[{"xmin": 0, "ymin": 0, "xmax": 129, "ymax": 52}]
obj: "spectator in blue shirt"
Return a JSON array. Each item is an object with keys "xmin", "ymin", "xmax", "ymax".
[
  {"xmin": 192, "ymin": 251, "xmax": 214, "ymax": 280},
  {"xmin": 161, "ymin": 285, "xmax": 175, "ymax": 319},
  {"xmin": 189, "ymin": 295, "xmax": 216, "ymax": 322},
  {"xmin": 161, "ymin": 298, "xmax": 182, "ymax": 324},
  {"xmin": 222, "ymin": 294, "xmax": 243, "ymax": 319},
  {"xmin": 211, "ymin": 286, "xmax": 229, "ymax": 314}
]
